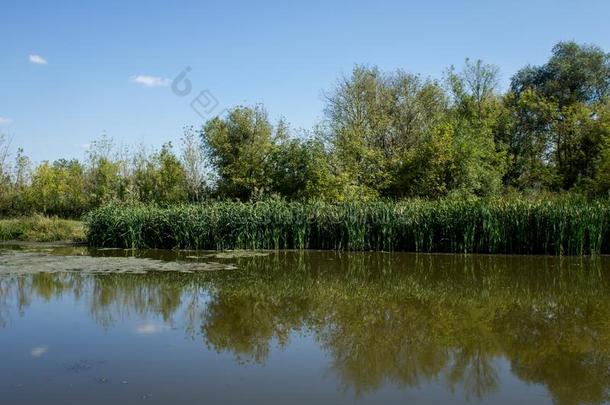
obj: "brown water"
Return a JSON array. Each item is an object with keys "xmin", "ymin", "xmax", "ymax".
[{"xmin": 1, "ymin": 245, "xmax": 610, "ymax": 404}]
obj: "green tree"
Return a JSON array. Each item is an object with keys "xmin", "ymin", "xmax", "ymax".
[
  {"xmin": 506, "ymin": 42, "xmax": 610, "ymax": 191},
  {"xmin": 8, "ymin": 148, "xmax": 32, "ymax": 214},
  {"xmin": 269, "ymin": 137, "xmax": 336, "ymax": 200},
  {"xmin": 395, "ymin": 123, "xmax": 456, "ymax": 198},
  {"xmin": 511, "ymin": 41, "xmax": 610, "ymax": 108},
  {"xmin": 0, "ymin": 135, "xmax": 12, "ymax": 213},
  {"xmin": 201, "ymin": 105, "xmax": 276, "ymax": 200},
  {"xmin": 554, "ymin": 103, "xmax": 610, "ymax": 190},
  {"xmin": 444, "ymin": 59, "xmax": 506, "ymax": 196},
  {"xmin": 180, "ymin": 126, "xmax": 209, "ymax": 202},
  {"xmin": 86, "ymin": 135, "xmax": 125, "ymax": 207},
  {"xmin": 324, "ymin": 65, "xmax": 446, "ymax": 198},
  {"xmin": 500, "ymin": 90, "xmax": 559, "ymax": 190},
  {"xmin": 133, "ymin": 143, "xmax": 187, "ymax": 204},
  {"xmin": 29, "ymin": 159, "xmax": 87, "ymax": 216},
  {"xmin": 590, "ymin": 105, "xmax": 610, "ymax": 195},
  {"xmin": 388, "ymin": 60, "xmax": 506, "ymax": 198},
  {"xmin": 156, "ymin": 142, "xmax": 187, "ymax": 204}
]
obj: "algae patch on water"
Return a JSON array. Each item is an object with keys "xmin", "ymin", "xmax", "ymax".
[
  {"xmin": 206, "ymin": 250, "xmax": 270, "ymax": 259},
  {"xmin": 0, "ymin": 250, "xmax": 237, "ymax": 275}
]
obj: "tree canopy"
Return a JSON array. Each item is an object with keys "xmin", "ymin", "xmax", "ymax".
[{"xmin": 2, "ymin": 41, "xmax": 610, "ymax": 217}]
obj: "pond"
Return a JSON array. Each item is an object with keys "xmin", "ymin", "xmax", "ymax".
[{"xmin": 1, "ymin": 245, "xmax": 610, "ymax": 404}]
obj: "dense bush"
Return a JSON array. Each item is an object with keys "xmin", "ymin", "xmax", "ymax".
[
  {"xmin": 86, "ymin": 197, "xmax": 610, "ymax": 255},
  {"xmin": 0, "ymin": 215, "xmax": 85, "ymax": 242}
]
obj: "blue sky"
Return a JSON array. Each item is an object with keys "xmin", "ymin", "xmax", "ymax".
[{"xmin": 1, "ymin": 0, "xmax": 610, "ymax": 162}]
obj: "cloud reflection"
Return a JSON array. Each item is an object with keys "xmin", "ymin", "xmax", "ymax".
[
  {"xmin": 31, "ymin": 346, "xmax": 48, "ymax": 357},
  {"xmin": 135, "ymin": 322, "xmax": 167, "ymax": 335}
]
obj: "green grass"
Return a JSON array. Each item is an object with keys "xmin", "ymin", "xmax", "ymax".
[
  {"xmin": 0, "ymin": 215, "xmax": 86, "ymax": 242},
  {"xmin": 85, "ymin": 197, "xmax": 610, "ymax": 255}
]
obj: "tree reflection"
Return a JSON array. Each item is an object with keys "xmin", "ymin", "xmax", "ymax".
[{"xmin": 1, "ymin": 250, "xmax": 610, "ymax": 404}]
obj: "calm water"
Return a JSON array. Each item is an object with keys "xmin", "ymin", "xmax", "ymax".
[{"xmin": 1, "ymin": 246, "xmax": 610, "ymax": 404}]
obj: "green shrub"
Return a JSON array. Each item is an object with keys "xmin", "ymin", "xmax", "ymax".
[{"xmin": 0, "ymin": 215, "xmax": 85, "ymax": 242}]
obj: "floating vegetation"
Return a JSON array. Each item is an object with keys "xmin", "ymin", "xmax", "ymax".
[
  {"xmin": 0, "ymin": 250, "xmax": 236, "ymax": 274},
  {"xmin": 210, "ymin": 251, "xmax": 270, "ymax": 259}
]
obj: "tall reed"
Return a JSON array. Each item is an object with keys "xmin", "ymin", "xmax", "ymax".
[{"xmin": 85, "ymin": 197, "xmax": 610, "ymax": 255}]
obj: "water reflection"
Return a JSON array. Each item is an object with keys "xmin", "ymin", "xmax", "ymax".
[{"xmin": 1, "ymin": 249, "xmax": 610, "ymax": 404}]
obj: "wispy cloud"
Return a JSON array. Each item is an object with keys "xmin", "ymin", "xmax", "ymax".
[
  {"xmin": 0, "ymin": 117, "xmax": 12, "ymax": 125},
  {"xmin": 31, "ymin": 346, "xmax": 49, "ymax": 357},
  {"xmin": 29, "ymin": 54, "xmax": 48, "ymax": 65},
  {"xmin": 130, "ymin": 75, "xmax": 170, "ymax": 87}
]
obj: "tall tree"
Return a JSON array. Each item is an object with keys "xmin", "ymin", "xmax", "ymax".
[
  {"xmin": 445, "ymin": 59, "xmax": 506, "ymax": 196},
  {"xmin": 181, "ymin": 126, "xmax": 209, "ymax": 202},
  {"xmin": 269, "ymin": 136, "xmax": 336, "ymax": 200},
  {"xmin": 133, "ymin": 143, "xmax": 187, "ymax": 204},
  {"xmin": 324, "ymin": 65, "xmax": 446, "ymax": 198},
  {"xmin": 29, "ymin": 159, "xmax": 87, "ymax": 216},
  {"xmin": 507, "ymin": 42, "xmax": 610, "ymax": 190},
  {"xmin": 85, "ymin": 135, "xmax": 125, "ymax": 206},
  {"xmin": 511, "ymin": 41, "xmax": 610, "ymax": 107},
  {"xmin": 0, "ymin": 134, "xmax": 10, "ymax": 189},
  {"xmin": 201, "ymin": 105, "xmax": 276, "ymax": 200}
]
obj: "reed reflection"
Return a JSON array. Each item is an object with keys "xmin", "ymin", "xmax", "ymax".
[{"xmin": 1, "ymin": 250, "xmax": 609, "ymax": 404}]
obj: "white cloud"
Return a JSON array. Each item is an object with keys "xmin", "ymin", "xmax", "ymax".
[
  {"xmin": 29, "ymin": 54, "xmax": 48, "ymax": 65},
  {"xmin": 31, "ymin": 346, "xmax": 49, "ymax": 357},
  {"xmin": 0, "ymin": 117, "xmax": 12, "ymax": 125},
  {"xmin": 130, "ymin": 75, "xmax": 170, "ymax": 87}
]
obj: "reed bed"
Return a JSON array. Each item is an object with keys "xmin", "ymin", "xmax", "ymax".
[{"xmin": 85, "ymin": 198, "xmax": 610, "ymax": 255}]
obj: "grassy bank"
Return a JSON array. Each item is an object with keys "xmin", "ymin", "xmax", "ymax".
[
  {"xmin": 85, "ymin": 198, "xmax": 610, "ymax": 255},
  {"xmin": 0, "ymin": 216, "xmax": 86, "ymax": 243}
]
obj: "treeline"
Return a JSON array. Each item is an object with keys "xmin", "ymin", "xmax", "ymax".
[
  {"xmin": 0, "ymin": 135, "xmax": 199, "ymax": 217},
  {"xmin": 2, "ymin": 41, "xmax": 610, "ymax": 217}
]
